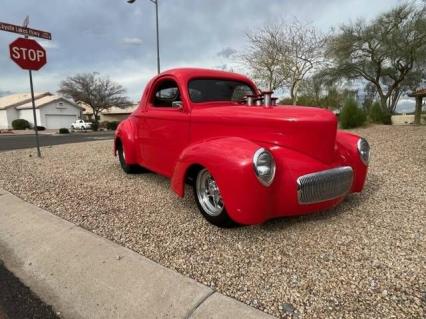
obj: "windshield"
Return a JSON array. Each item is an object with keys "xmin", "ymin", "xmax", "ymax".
[{"xmin": 188, "ymin": 78, "xmax": 254, "ymax": 103}]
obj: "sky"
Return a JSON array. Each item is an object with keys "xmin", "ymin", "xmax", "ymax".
[{"xmin": 0, "ymin": 0, "xmax": 412, "ymax": 104}]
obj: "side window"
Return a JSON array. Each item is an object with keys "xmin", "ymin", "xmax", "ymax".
[
  {"xmin": 231, "ymin": 85, "xmax": 253, "ymax": 101},
  {"xmin": 152, "ymin": 79, "xmax": 181, "ymax": 108}
]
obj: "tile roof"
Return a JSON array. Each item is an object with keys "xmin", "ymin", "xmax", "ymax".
[
  {"xmin": 81, "ymin": 103, "xmax": 137, "ymax": 115},
  {"xmin": 0, "ymin": 92, "xmax": 51, "ymax": 110},
  {"xmin": 16, "ymin": 95, "xmax": 83, "ymax": 110},
  {"xmin": 101, "ymin": 105, "xmax": 138, "ymax": 114}
]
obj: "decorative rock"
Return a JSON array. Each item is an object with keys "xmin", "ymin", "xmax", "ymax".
[{"xmin": 0, "ymin": 125, "xmax": 424, "ymax": 318}]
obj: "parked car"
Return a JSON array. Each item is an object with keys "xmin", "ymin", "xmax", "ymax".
[
  {"xmin": 71, "ymin": 119, "xmax": 92, "ymax": 130},
  {"xmin": 114, "ymin": 68, "xmax": 370, "ymax": 227}
]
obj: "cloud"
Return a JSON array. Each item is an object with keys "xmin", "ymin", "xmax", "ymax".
[
  {"xmin": 122, "ymin": 37, "xmax": 143, "ymax": 46},
  {"xmin": 217, "ymin": 47, "xmax": 237, "ymax": 58},
  {"xmin": 1, "ymin": 0, "xmax": 402, "ymax": 102},
  {"xmin": 38, "ymin": 40, "xmax": 58, "ymax": 49},
  {"xmin": 0, "ymin": 89, "xmax": 14, "ymax": 97}
]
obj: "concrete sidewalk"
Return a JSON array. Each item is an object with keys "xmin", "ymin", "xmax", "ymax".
[{"xmin": 0, "ymin": 189, "xmax": 274, "ymax": 319}]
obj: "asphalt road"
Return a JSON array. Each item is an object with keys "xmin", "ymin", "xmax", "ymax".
[
  {"xmin": 0, "ymin": 261, "xmax": 59, "ymax": 319},
  {"xmin": 0, "ymin": 131, "xmax": 114, "ymax": 152}
]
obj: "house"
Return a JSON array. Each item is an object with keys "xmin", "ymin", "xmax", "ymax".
[
  {"xmin": 99, "ymin": 105, "xmax": 138, "ymax": 122},
  {"xmin": 81, "ymin": 103, "xmax": 138, "ymax": 122},
  {"xmin": 0, "ymin": 92, "xmax": 83, "ymax": 129}
]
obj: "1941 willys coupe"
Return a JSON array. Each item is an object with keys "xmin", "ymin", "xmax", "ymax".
[{"xmin": 114, "ymin": 68, "xmax": 369, "ymax": 227}]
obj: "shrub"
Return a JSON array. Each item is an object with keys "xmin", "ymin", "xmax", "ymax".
[
  {"xmin": 278, "ymin": 97, "xmax": 293, "ymax": 105},
  {"xmin": 99, "ymin": 121, "xmax": 109, "ymax": 129},
  {"xmin": 339, "ymin": 97, "xmax": 367, "ymax": 129},
  {"xmin": 369, "ymin": 101, "xmax": 392, "ymax": 125},
  {"xmin": 106, "ymin": 121, "xmax": 120, "ymax": 130},
  {"xmin": 36, "ymin": 126, "xmax": 46, "ymax": 131},
  {"xmin": 91, "ymin": 121, "xmax": 99, "ymax": 131},
  {"xmin": 59, "ymin": 128, "xmax": 70, "ymax": 134},
  {"xmin": 12, "ymin": 119, "xmax": 30, "ymax": 130}
]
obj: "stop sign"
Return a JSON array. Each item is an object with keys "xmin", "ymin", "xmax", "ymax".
[{"xmin": 9, "ymin": 37, "xmax": 47, "ymax": 71}]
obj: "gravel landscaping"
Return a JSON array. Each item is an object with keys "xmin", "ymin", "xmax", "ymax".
[{"xmin": 0, "ymin": 125, "xmax": 424, "ymax": 318}]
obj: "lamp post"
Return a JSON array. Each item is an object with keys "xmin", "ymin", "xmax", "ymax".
[{"xmin": 127, "ymin": 0, "xmax": 160, "ymax": 74}]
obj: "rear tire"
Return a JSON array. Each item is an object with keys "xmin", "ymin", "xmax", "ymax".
[
  {"xmin": 117, "ymin": 143, "xmax": 140, "ymax": 174},
  {"xmin": 193, "ymin": 168, "xmax": 236, "ymax": 227}
]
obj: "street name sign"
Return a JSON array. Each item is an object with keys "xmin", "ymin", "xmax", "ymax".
[{"xmin": 0, "ymin": 21, "xmax": 52, "ymax": 40}]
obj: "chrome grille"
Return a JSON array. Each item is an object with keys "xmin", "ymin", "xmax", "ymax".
[{"xmin": 297, "ymin": 166, "xmax": 353, "ymax": 204}]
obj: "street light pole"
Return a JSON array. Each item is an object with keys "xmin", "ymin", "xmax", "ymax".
[
  {"xmin": 153, "ymin": 0, "xmax": 160, "ymax": 74},
  {"xmin": 127, "ymin": 0, "xmax": 160, "ymax": 74}
]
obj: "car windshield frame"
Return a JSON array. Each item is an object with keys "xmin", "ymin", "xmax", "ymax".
[{"xmin": 187, "ymin": 78, "xmax": 255, "ymax": 104}]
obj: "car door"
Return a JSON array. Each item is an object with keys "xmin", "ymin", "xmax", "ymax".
[{"xmin": 140, "ymin": 76, "xmax": 190, "ymax": 177}]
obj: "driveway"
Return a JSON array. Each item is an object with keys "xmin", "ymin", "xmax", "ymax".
[{"xmin": 0, "ymin": 131, "xmax": 114, "ymax": 152}]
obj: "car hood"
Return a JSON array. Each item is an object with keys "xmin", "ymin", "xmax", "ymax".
[{"xmin": 190, "ymin": 104, "xmax": 338, "ymax": 163}]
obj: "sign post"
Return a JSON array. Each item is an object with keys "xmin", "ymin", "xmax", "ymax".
[
  {"xmin": 28, "ymin": 70, "xmax": 41, "ymax": 157},
  {"xmin": 1, "ymin": 19, "xmax": 51, "ymax": 157}
]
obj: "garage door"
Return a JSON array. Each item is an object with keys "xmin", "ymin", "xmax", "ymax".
[{"xmin": 45, "ymin": 114, "xmax": 77, "ymax": 129}]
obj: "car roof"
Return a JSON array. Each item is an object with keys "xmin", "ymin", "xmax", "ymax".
[{"xmin": 157, "ymin": 68, "xmax": 254, "ymax": 84}]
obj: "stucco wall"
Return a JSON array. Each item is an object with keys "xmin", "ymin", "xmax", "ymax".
[
  {"xmin": 17, "ymin": 100, "xmax": 81, "ymax": 128},
  {"xmin": 39, "ymin": 100, "xmax": 82, "ymax": 127},
  {"xmin": 6, "ymin": 107, "xmax": 18, "ymax": 128},
  {"xmin": 391, "ymin": 114, "xmax": 426, "ymax": 125},
  {"xmin": 0, "ymin": 108, "xmax": 20, "ymax": 129},
  {"xmin": 0, "ymin": 110, "xmax": 8, "ymax": 129},
  {"xmin": 19, "ymin": 109, "xmax": 41, "ymax": 126}
]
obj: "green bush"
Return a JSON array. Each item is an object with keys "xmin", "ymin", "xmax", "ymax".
[
  {"xmin": 99, "ymin": 121, "xmax": 109, "ymax": 129},
  {"xmin": 278, "ymin": 97, "xmax": 293, "ymax": 105},
  {"xmin": 91, "ymin": 121, "xmax": 99, "ymax": 131},
  {"xmin": 369, "ymin": 101, "xmax": 392, "ymax": 125},
  {"xmin": 340, "ymin": 97, "xmax": 367, "ymax": 129},
  {"xmin": 106, "ymin": 121, "xmax": 120, "ymax": 130},
  {"xmin": 59, "ymin": 128, "xmax": 70, "ymax": 134},
  {"xmin": 12, "ymin": 119, "xmax": 30, "ymax": 130}
]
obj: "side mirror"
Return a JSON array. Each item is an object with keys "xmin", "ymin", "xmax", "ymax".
[{"xmin": 172, "ymin": 101, "xmax": 184, "ymax": 110}]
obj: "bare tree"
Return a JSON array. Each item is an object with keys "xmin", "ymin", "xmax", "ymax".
[
  {"xmin": 240, "ymin": 24, "xmax": 287, "ymax": 91},
  {"xmin": 241, "ymin": 21, "xmax": 325, "ymax": 104},
  {"xmin": 281, "ymin": 20, "xmax": 326, "ymax": 104},
  {"xmin": 58, "ymin": 73, "xmax": 131, "ymax": 128},
  {"xmin": 298, "ymin": 73, "xmax": 324, "ymax": 106}
]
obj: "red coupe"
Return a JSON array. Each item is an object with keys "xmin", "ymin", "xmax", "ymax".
[{"xmin": 114, "ymin": 68, "xmax": 369, "ymax": 227}]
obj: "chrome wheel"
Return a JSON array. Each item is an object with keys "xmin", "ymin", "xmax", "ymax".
[{"xmin": 196, "ymin": 169, "xmax": 224, "ymax": 217}]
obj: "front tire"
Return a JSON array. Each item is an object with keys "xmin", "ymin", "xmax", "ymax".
[{"xmin": 193, "ymin": 168, "xmax": 235, "ymax": 227}]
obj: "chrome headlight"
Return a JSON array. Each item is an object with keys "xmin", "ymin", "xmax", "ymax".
[
  {"xmin": 253, "ymin": 148, "xmax": 276, "ymax": 186},
  {"xmin": 357, "ymin": 138, "xmax": 370, "ymax": 165}
]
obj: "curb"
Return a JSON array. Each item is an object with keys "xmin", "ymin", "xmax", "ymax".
[{"xmin": 0, "ymin": 189, "xmax": 275, "ymax": 319}]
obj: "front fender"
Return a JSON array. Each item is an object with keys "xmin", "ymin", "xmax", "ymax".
[
  {"xmin": 171, "ymin": 137, "xmax": 272, "ymax": 224},
  {"xmin": 336, "ymin": 130, "xmax": 368, "ymax": 192}
]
